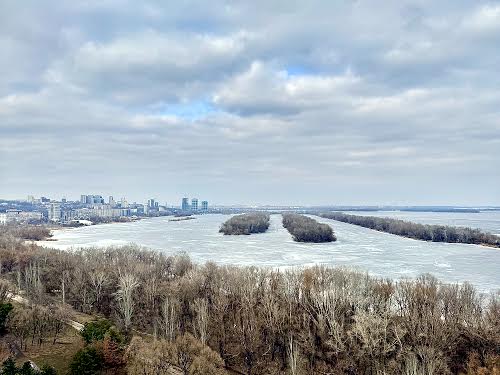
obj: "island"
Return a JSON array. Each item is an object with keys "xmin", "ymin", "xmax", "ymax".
[
  {"xmin": 282, "ymin": 213, "xmax": 336, "ymax": 242},
  {"xmin": 219, "ymin": 212, "xmax": 270, "ymax": 235},
  {"xmin": 319, "ymin": 212, "xmax": 500, "ymax": 247}
]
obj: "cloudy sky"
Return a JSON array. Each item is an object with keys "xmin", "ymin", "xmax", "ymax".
[{"xmin": 1, "ymin": 1, "xmax": 499, "ymax": 206}]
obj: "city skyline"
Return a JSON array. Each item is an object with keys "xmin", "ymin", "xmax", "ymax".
[
  {"xmin": 22, "ymin": 193, "xmax": 211, "ymax": 208},
  {"xmin": 1, "ymin": 2, "xmax": 500, "ymax": 206},
  {"xmin": 1, "ymin": 192, "xmax": 211, "ymax": 225}
]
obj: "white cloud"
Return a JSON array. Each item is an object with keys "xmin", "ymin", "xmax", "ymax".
[
  {"xmin": 463, "ymin": 4, "xmax": 500, "ymax": 33},
  {"xmin": 213, "ymin": 61, "xmax": 361, "ymax": 115}
]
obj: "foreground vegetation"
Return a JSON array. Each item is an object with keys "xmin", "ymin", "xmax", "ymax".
[
  {"xmin": 0, "ymin": 226, "xmax": 499, "ymax": 374},
  {"xmin": 320, "ymin": 212, "xmax": 500, "ymax": 247},
  {"xmin": 219, "ymin": 212, "xmax": 270, "ymax": 235},
  {"xmin": 282, "ymin": 213, "xmax": 336, "ymax": 242}
]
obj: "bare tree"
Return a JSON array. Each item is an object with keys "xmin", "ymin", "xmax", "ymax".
[
  {"xmin": 47, "ymin": 305, "xmax": 69, "ymax": 344},
  {"xmin": 8, "ymin": 309, "xmax": 31, "ymax": 350},
  {"xmin": 61, "ymin": 270, "xmax": 70, "ymax": 305},
  {"xmin": 287, "ymin": 334, "xmax": 300, "ymax": 375},
  {"xmin": 159, "ymin": 295, "xmax": 179, "ymax": 342},
  {"xmin": 71, "ymin": 267, "xmax": 93, "ymax": 312},
  {"xmin": 116, "ymin": 273, "xmax": 139, "ymax": 331},
  {"xmin": 16, "ymin": 266, "xmax": 21, "ymax": 293},
  {"xmin": 192, "ymin": 297, "xmax": 209, "ymax": 345},
  {"xmin": 24, "ymin": 261, "xmax": 43, "ymax": 302},
  {"xmin": 89, "ymin": 268, "xmax": 108, "ymax": 311},
  {"xmin": 143, "ymin": 273, "xmax": 159, "ymax": 311}
]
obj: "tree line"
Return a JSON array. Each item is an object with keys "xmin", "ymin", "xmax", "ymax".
[
  {"xmin": 0, "ymin": 226, "xmax": 499, "ymax": 374},
  {"xmin": 0, "ymin": 225, "xmax": 51, "ymax": 241},
  {"xmin": 219, "ymin": 213, "xmax": 270, "ymax": 235},
  {"xmin": 282, "ymin": 213, "xmax": 336, "ymax": 243},
  {"xmin": 319, "ymin": 212, "xmax": 500, "ymax": 247}
]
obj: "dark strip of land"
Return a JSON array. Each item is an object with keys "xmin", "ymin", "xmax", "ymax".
[
  {"xmin": 219, "ymin": 212, "xmax": 270, "ymax": 235},
  {"xmin": 319, "ymin": 212, "xmax": 500, "ymax": 248},
  {"xmin": 282, "ymin": 213, "xmax": 336, "ymax": 242}
]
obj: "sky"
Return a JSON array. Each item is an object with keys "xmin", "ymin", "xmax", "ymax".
[{"xmin": 1, "ymin": 1, "xmax": 499, "ymax": 206}]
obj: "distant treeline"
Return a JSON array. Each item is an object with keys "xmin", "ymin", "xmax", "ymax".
[
  {"xmin": 219, "ymin": 212, "xmax": 270, "ymax": 235},
  {"xmin": 320, "ymin": 212, "xmax": 500, "ymax": 247},
  {"xmin": 282, "ymin": 213, "xmax": 336, "ymax": 242}
]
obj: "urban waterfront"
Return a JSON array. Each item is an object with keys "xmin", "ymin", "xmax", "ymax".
[{"xmin": 40, "ymin": 212, "xmax": 500, "ymax": 293}]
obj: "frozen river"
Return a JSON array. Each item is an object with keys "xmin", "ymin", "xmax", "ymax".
[{"xmin": 40, "ymin": 213, "xmax": 500, "ymax": 292}]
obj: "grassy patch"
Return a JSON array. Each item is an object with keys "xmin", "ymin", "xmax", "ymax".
[{"xmin": 18, "ymin": 325, "xmax": 83, "ymax": 374}]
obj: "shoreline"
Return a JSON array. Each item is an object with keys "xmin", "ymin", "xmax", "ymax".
[{"xmin": 33, "ymin": 215, "xmax": 186, "ymax": 245}]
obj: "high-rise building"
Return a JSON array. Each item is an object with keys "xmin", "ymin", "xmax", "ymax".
[
  {"xmin": 49, "ymin": 203, "xmax": 61, "ymax": 222},
  {"xmin": 201, "ymin": 200, "xmax": 208, "ymax": 211},
  {"xmin": 191, "ymin": 198, "xmax": 198, "ymax": 210},
  {"xmin": 181, "ymin": 197, "xmax": 189, "ymax": 210},
  {"xmin": 148, "ymin": 199, "xmax": 155, "ymax": 208},
  {"xmin": 27, "ymin": 195, "xmax": 35, "ymax": 204},
  {"xmin": 109, "ymin": 196, "xmax": 115, "ymax": 206},
  {"xmin": 81, "ymin": 195, "xmax": 87, "ymax": 204}
]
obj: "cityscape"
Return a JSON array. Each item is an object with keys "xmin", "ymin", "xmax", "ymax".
[{"xmin": 0, "ymin": 195, "xmax": 210, "ymax": 225}]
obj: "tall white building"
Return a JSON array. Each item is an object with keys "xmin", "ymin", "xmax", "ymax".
[{"xmin": 49, "ymin": 203, "xmax": 61, "ymax": 222}]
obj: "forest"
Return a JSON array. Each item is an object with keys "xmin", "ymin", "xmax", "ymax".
[
  {"xmin": 319, "ymin": 212, "xmax": 500, "ymax": 247},
  {"xmin": 0, "ymin": 226, "xmax": 498, "ymax": 374},
  {"xmin": 219, "ymin": 212, "xmax": 270, "ymax": 235},
  {"xmin": 282, "ymin": 213, "xmax": 336, "ymax": 243}
]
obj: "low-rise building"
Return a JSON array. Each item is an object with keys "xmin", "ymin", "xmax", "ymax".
[
  {"xmin": 0, "ymin": 210, "xmax": 43, "ymax": 224},
  {"xmin": 73, "ymin": 205, "xmax": 130, "ymax": 219}
]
